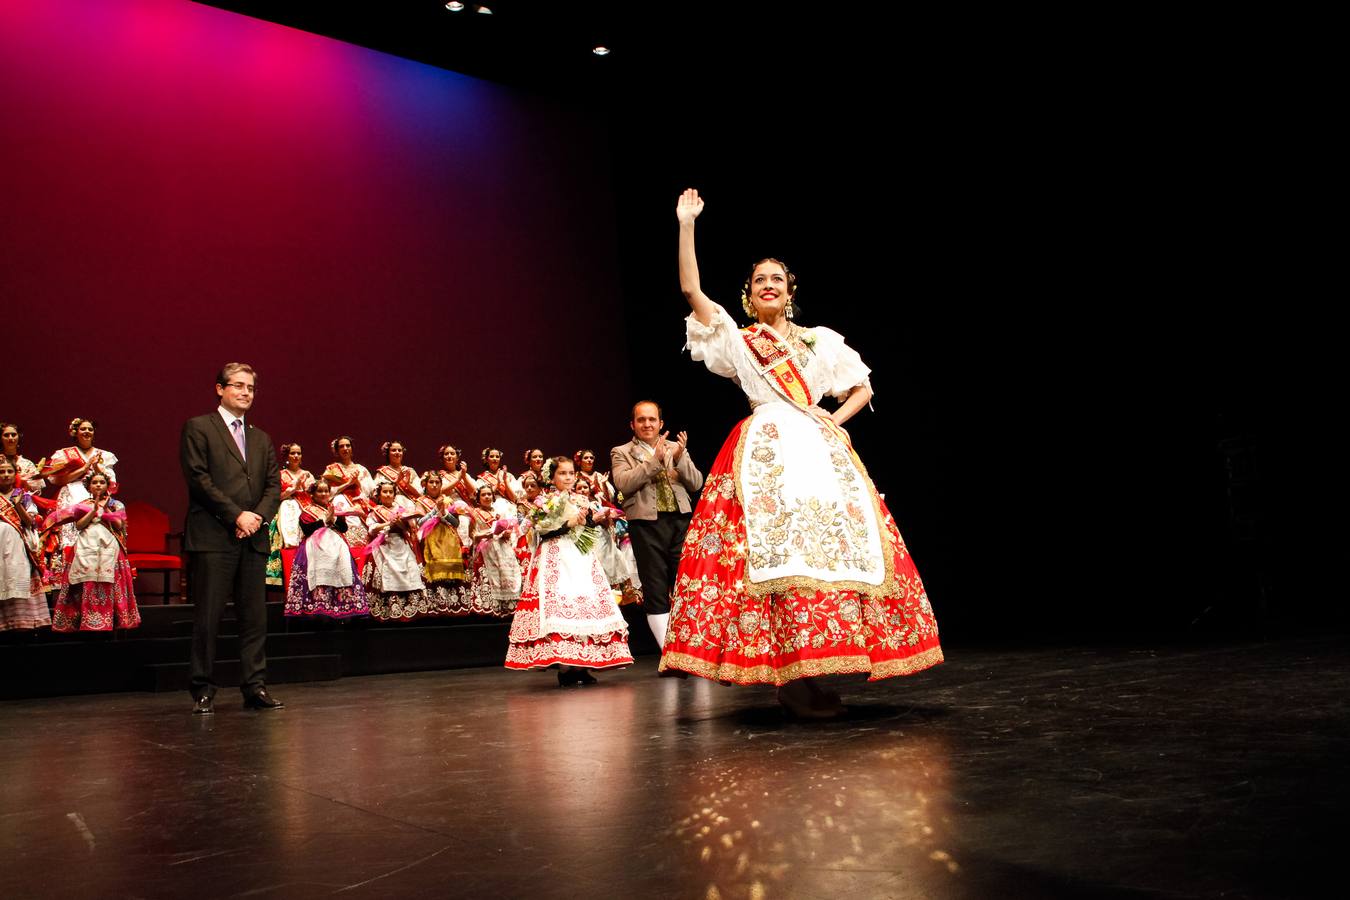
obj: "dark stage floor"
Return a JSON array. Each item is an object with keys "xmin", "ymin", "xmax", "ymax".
[{"xmin": 2, "ymin": 637, "xmax": 1345, "ymax": 899}]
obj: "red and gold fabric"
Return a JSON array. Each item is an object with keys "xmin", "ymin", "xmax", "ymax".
[
  {"xmin": 323, "ymin": 462, "xmax": 371, "ymax": 508},
  {"xmin": 376, "ymin": 465, "xmax": 421, "ymax": 503},
  {"xmin": 659, "ymin": 416, "xmax": 941, "ymax": 685},
  {"xmin": 741, "ymin": 324, "xmax": 815, "ymax": 408},
  {"xmin": 440, "ymin": 468, "xmax": 478, "ymax": 506},
  {"xmin": 0, "ymin": 493, "xmax": 42, "ymax": 572},
  {"xmin": 478, "ymin": 469, "xmax": 518, "ymax": 505}
]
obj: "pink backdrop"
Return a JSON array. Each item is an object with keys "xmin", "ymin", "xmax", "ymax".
[{"xmin": 1, "ymin": 0, "xmax": 629, "ymax": 525}]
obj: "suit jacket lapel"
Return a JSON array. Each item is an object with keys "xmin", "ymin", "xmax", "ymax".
[{"xmin": 210, "ymin": 413, "xmax": 246, "ymax": 468}]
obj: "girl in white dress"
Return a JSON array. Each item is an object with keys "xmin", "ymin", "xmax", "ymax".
[
  {"xmin": 467, "ymin": 484, "xmax": 521, "ymax": 618},
  {"xmin": 50, "ymin": 472, "xmax": 139, "ymax": 631},
  {"xmin": 506, "ymin": 456, "xmax": 633, "ymax": 684},
  {"xmin": 363, "ymin": 480, "xmax": 428, "ymax": 621}
]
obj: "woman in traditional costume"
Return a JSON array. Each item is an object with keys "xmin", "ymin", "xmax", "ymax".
[
  {"xmin": 323, "ymin": 436, "xmax": 373, "ymax": 549},
  {"xmin": 506, "ymin": 456, "xmax": 633, "ymax": 684},
  {"xmin": 49, "ymin": 472, "xmax": 139, "ymax": 631},
  {"xmin": 437, "ymin": 445, "xmax": 479, "ymax": 506},
  {"xmin": 363, "ymin": 480, "xmax": 428, "ymax": 621},
  {"xmin": 573, "ymin": 448, "xmax": 616, "ymax": 505},
  {"xmin": 412, "ymin": 470, "xmax": 472, "ymax": 615},
  {"xmin": 375, "ymin": 441, "xmax": 421, "ymax": 513},
  {"xmin": 40, "ymin": 417, "xmax": 117, "ymax": 582},
  {"xmin": 1, "ymin": 424, "xmax": 48, "ymax": 587},
  {"xmin": 284, "ymin": 479, "xmax": 368, "ymax": 618},
  {"xmin": 267, "ymin": 442, "xmax": 313, "ymax": 586},
  {"xmin": 437, "ymin": 445, "xmax": 479, "ymax": 567},
  {"xmin": 576, "ymin": 474, "xmax": 642, "ymax": 607},
  {"xmin": 513, "ymin": 472, "xmax": 541, "ymax": 579},
  {"xmin": 0, "ymin": 458, "xmax": 49, "ymax": 631},
  {"xmin": 659, "ymin": 188, "xmax": 942, "ymax": 718},
  {"xmin": 478, "ymin": 447, "xmax": 521, "ymax": 518},
  {"xmin": 520, "ymin": 448, "xmax": 546, "ymax": 487},
  {"xmin": 2, "ymin": 422, "xmax": 45, "ymax": 497},
  {"xmin": 467, "ymin": 484, "xmax": 521, "ymax": 618}
]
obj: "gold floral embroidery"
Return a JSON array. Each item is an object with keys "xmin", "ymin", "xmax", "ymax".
[
  {"xmin": 658, "ymin": 645, "xmax": 945, "ymax": 685},
  {"xmin": 738, "ymin": 419, "xmax": 884, "ymax": 594}
]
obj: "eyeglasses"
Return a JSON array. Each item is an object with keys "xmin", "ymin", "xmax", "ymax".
[{"xmin": 223, "ymin": 382, "xmax": 256, "ymax": 394}]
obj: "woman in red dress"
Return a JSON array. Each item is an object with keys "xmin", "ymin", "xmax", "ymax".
[{"xmin": 659, "ymin": 189, "xmax": 942, "ymax": 718}]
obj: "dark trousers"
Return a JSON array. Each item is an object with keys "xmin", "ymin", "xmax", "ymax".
[
  {"xmin": 189, "ymin": 546, "xmax": 268, "ymax": 698},
  {"xmin": 628, "ymin": 513, "xmax": 691, "ymax": 615}
]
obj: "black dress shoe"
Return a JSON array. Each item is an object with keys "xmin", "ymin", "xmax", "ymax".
[
  {"xmin": 574, "ymin": 669, "xmax": 597, "ymax": 686},
  {"xmin": 192, "ymin": 695, "xmax": 214, "ymax": 715},
  {"xmin": 557, "ymin": 667, "xmax": 580, "ymax": 687},
  {"xmin": 242, "ymin": 689, "xmax": 285, "ymax": 710},
  {"xmin": 658, "ymin": 668, "xmax": 689, "ymax": 679}
]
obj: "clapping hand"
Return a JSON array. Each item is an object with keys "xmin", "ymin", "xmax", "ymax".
[{"xmin": 670, "ymin": 430, "xmax": 688, "ymax": 464}]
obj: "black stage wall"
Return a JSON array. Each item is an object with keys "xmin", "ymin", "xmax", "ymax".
[{"xmin": 594, "ymin": 19, "xmax": 1337, "ymax": 639}]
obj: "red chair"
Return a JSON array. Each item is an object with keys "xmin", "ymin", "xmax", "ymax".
[{"xmin": 124, "ymin": 501, "xmax": 185, "ymax": 604}]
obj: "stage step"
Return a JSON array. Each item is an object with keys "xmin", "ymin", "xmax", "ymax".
[{"xmin": 139, "ymin": 653, "xmax": 343, "ymax": 692}]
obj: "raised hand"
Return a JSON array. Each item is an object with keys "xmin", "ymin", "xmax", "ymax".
[{"xmin": 676, "ymin": 188, "xmax": 704, "ymax": 226}]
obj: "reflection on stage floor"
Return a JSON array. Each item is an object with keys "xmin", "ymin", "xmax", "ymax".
[{"xmin": 2, "ymin": 637, "xmax": 1345, "ymax": 898}]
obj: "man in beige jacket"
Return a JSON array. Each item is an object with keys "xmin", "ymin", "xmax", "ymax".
[{"xmin": 610, "ymin": 401, "xmax": 704, "ymax": 649}]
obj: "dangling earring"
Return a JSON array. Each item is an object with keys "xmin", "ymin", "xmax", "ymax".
[{"xmin": 785, "ymin": 302, "xmax": 794, "ymax": 320}]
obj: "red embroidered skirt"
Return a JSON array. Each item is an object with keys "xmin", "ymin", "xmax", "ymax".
[{"xmin": 659, "ymin": 416, "xmax": 942, "ymax": 685}]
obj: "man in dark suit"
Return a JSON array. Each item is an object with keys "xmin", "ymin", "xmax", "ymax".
[
  {"xmin": 181, "ymin": 363, "xmax": 282, "ymax": 714},
  {"xmin": 611, "ymin": 400, "xmax": 704, "ymax": 651}
]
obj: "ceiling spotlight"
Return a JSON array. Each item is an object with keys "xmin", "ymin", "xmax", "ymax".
[
  {"xmin": 444, "ymin": 1, "xmax": 464, "ymax": 10},
  {"xmin": 592, "ymin": 46, "xmax": 611, "ymax": 56},
  {"xmin": 476, "ymin": 4, "xmax": 493, "ymax": 12}
]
